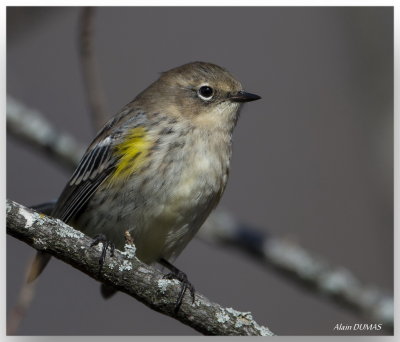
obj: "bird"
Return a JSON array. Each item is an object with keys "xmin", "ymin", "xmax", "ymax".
[{"xmin": 28, "ymin": 61, "xmax": 261, "ymax": 311}]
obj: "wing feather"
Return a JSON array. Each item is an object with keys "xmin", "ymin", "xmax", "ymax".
[
  {"xmin": 51, "ymin": 107, "xmax": 150, "ymax": 224},
  {"xmin": 52, "ymin": 138, "xmax": 116, "ymax": 222}
]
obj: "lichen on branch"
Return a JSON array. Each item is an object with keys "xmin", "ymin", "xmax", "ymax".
[{"xmin": 6, "ymin": 199, "xmax": 274, "ymax": 336}]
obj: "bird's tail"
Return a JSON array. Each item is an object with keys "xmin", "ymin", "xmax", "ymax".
[{"xmin": 27, "ymin": 251, "xmax": 51, "ymax": 283}]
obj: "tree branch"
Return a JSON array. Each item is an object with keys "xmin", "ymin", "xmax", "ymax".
[
  {"xmin": 6, "ymin": 95, "xmax": 394, "ymax": 332},
  {"xmin": 200, "ymin": 212, "xmax": 394, "ymax": 332},
  {"xmin": 6, "ymin": 199, "xmax": 274, "ymax": 336},
  {"xmin": 6, "ymin": 95, "xmax": 85, "ymax": 171},
  {"xmin": 79, "ymin": 7, "xmax": 108, "ymax": 130},
  {"xmin": 6, "ymin": 256, "xmax": 37, "ymax": 335}
]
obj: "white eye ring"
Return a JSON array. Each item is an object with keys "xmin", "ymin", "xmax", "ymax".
[{"xmin": 197, "ymin": 85, "xmax": 214, "ymax": 101}]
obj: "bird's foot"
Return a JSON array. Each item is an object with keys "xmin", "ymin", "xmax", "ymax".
[
  {"xmin": 90, "ymin": 234, "xmax": 115, "ymax": 274},
  {"xmin": 161, "ymin": 261, "xmax": 195, "ymax": 313}
]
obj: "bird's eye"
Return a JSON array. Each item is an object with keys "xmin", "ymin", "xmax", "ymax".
[{"xmin": 198, "ymin": 86, "xmax": 214, "ymax": 100}]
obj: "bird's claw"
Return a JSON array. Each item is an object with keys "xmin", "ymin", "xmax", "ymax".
[
  {"xmin": 164, "ymin": 270, "xmax": 195, "ymax": 313},
  {"xmin": 90, "ymin": 234, "xmax": 115, "ymax": 274}
]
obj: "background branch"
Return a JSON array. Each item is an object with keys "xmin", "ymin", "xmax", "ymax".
[
  {"xmin": 6, "ymin": 199, "xmax": 274, "ymax": 336},
  {"xmin": 79, "ymin": 7, "xmax": 108, "ymax": 130},
  {"xmin": 6, "ymin": 95, "xmax": 394, "ymax": 332},
  {"xmin": 6, "ymin": 95, "xmax": 85, "ymax": 171},
  {"xmin": 200, "ymin": 213, "xmax": 394, "ymax": 332},
  {"xmin": 6, "ymin": 258, "xmax": 37, "ymax": 335}
]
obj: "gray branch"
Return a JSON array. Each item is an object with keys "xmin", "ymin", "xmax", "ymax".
[
  {"xmin": 79, "ymin": 7, "xmax": 108, "ymax": 130},
  {"xmin": 200, "ymin": 212, "xmax": 394, "ymax": 331},
  {"xmin": 6, "ymin": 95, "xmax": 85, "ymax": 171},
  {"xmin": 6, "ymin": 199, "xmax": 274, "ymax": 336},
  {"xmin": 7, "ymin": 95, "xmax": 393, "ymax": 332}
]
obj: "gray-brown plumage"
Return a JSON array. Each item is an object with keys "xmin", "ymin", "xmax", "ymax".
[{"xmin": 28, "ymin": 62, "xmax": 260, "ymax": 308}]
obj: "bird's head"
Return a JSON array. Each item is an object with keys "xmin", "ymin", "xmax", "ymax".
[{"xmin": 136, "ymin": 62, "xmax": 261, "ymax": 131}]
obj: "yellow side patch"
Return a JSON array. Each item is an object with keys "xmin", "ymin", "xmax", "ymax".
[{"xmin": 108, "ymin": 126, "xmax": 152, "ymax": 183}]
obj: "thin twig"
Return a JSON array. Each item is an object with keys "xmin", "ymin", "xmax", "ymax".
[
  {"xmin": 79, "ymin": 7, "xmax": 108, "ymax": 130},
  {"xmin": 6, "ymin": 255, "xmax": 37, "ymax": 335},
  {"xmin": 6, "ymin": 199, "xmax": 274, "ymax": 336}
]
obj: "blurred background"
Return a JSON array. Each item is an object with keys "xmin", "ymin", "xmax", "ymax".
[{"xmin": 6, "ymin": 7, "xmax": 393, "ymax": 335}]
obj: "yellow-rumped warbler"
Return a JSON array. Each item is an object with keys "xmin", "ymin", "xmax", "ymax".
[{"xmin": 28, "ymin": 61, "xmax": 260, "ymax": 309}]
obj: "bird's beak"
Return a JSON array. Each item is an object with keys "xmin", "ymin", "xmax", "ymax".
[{"xmin": 229, "ymin": 91, "xmax": 261, "ymax": 103}]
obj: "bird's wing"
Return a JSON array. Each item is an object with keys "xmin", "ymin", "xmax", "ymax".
[
  {"xmin": 52, "ymin": 106, "xmax": 154, "ymax": 223},
  {"xmin": 51, "ymin": 136, "xmax": 117, "ymax": 222}
]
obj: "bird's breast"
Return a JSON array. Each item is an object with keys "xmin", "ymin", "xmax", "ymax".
[{"xmin": 166, "ymin": 129, "xmax": 231, "ymax": 211}]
